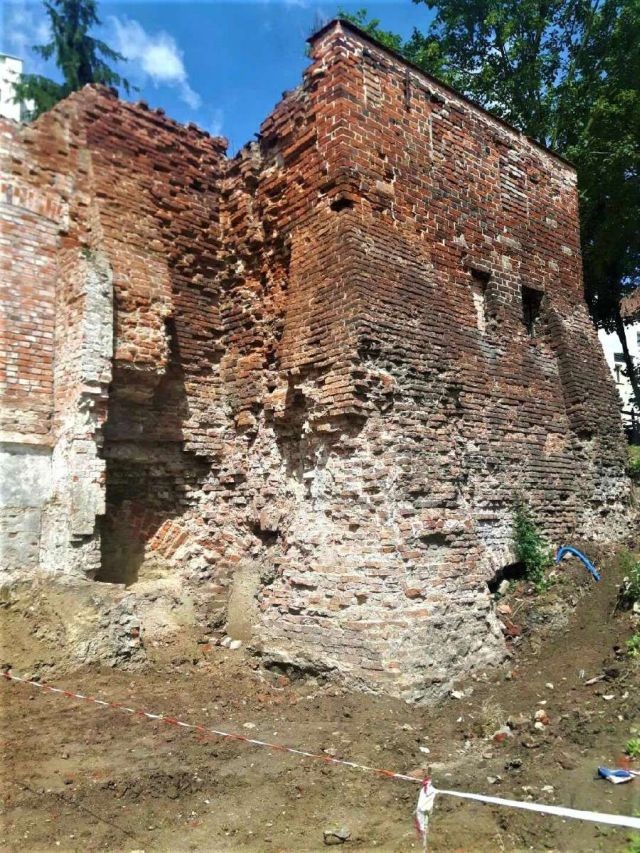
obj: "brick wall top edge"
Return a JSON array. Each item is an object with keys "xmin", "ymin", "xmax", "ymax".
[
  {"xmin": 0, "ymin": 116, "xmax": 20, "ymax": 133},
  {"xmin": 26, "ymin": 84, "xmax": 229, "ymax": 155},
  {"xmin": 228, "ymin": 83, "xmax": 309, "ymax": 167},
  {"xmin": 308, "ymin": 18, "xmax": 576, "ymax": 175},
  {"xmin": 5, "ymin": 22, "xmax": 574, "ymax": 182}
]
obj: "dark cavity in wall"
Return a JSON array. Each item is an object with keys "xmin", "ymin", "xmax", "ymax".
[
  {"xmin": 330, "ymin": 196, "xmax": 355, "ymax": 212},
  {"xmin": 487, "ymin": 561, "xmax": 527, "ymax": 593},
  {"xmin": 96, "ymin": 515, "xmax": 145, "ymax": 585},
  {"xmin": 97, "ymin": 317, "xmax": 206, "ymax": 585},
  {"xmin": 522, "ymin": 286, "xmax": 544, "ymax": 337},
  {"xmin": 261, "ymin": 656, "xmax": 334, "ymax": 682}
]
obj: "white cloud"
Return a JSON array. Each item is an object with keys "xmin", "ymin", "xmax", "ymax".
[
  {"xmin": 208, "ymin": 107, "xmax": 224, "ymax": 137},
  {"xmin": 2, "ymin": 0, "xmax": 51, "ymax": 69},
  {"xmin": 109, "ymin": 16, "xmax": 201, "ymax": 109}
]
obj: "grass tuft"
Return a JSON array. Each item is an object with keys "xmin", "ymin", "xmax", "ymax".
[{"xmin": 626, "ymin": 737, "xmax": 640, "ymax": 759}]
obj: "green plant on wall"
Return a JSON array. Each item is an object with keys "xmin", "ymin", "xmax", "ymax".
[
  {"xmin": 513, "ymin": 501, "xmax": 553, "ymax": 591},
  {"xmin": 628, "ymin": 633, "xmax": 640, "ymax": 658},
  {"xmin": 619, "ymin": 550, "xmax": 640, "ymax": 607}
]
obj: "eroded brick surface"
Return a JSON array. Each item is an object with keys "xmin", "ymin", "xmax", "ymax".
[{"xmin": 0, "ymin": 20, "xmax": 631, "ymax": 699}]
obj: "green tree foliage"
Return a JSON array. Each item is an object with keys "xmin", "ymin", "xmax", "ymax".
[
  {"xmin": 338, "ymin": 8, "xmax": 405, "ymax": 52},
  {"xmin": 341, "ymin": 1, "xmax": 640, "ymax": 407},
  {"xmin": 13, "ymin": 0, "xmax": 132, "ymax": 120},
  {"xmin": 338, "ymin": 8, "xmax": 445, "ymax": 71}
]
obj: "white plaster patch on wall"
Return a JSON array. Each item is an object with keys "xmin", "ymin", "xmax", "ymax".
[
  {"xmin": 39, "ymin": 251, "xmax": 114, "ymax": 578},
  {"xmin": 0, "ymin": 443, "xmax": 52, "ymax": 507},
  {"xmin": 0, "ymin": 442, "xmax": 52, "ymax": 574},
  {"xmin": 81, "ymin": 251, "xmax": 115, "ymax": 388}
]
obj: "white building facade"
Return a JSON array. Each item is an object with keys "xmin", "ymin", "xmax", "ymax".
[
  {"xmin": 0, "ymin": 55, "xmax": 23, "ymax": 121},
  {"xmin": 599, "ymin": 324, "xmax": 640, "ymax": 412},
  {"xmin": 599, "ymin": 293, "xmax": 640, "ymax": 441}
]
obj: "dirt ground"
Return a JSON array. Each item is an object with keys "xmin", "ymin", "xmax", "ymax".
[{"xmin": 1, "ymin": 547, "xmax": 639, "ymax": 852}]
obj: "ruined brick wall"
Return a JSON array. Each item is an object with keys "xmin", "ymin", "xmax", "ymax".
[
  {"xmin": 1, "ymin": 92, "xmax": 237, "ymax": 585},
  {"xmin": 1, "ymin": 118, "xmax": 62, "ymax": 571},
  {"xmin": 0, "ymin": 20, "xmax": 631, "ymax": 700},
  {"xmin": 1, "ymin": 104, "xmax": 116, "ymax": 576},
  {"xmin": 220, "ymin": 22, "xmax": 630, "ymax": 698},
  {"xmin": 72, "ymin": 94, "xmax": 227, "ymax": 587},
  {"xmin": 296, "ymin": 21, "xmax": 628, "ymax": 547}
]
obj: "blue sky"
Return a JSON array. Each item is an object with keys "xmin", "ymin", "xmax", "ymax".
[{"xmin": 1, "ymin": 0, "xmax": 435, "ymax": 152}]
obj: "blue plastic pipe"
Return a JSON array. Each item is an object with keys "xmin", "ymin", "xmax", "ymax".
[{"xmin": 555, "ymin": 546, "xmax": 601, "ymax": 582}]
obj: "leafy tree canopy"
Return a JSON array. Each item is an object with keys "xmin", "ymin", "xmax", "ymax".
[{"xmin": 13, "ymin": 0, "xmax": 132, "ymax": 120}]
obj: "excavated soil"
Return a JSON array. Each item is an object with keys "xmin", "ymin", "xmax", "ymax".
[{"xmin": 1, "ymin": 547, "xmax": 639, "ymax": 852}]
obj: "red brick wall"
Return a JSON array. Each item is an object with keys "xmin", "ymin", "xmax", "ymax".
[
  {"xmin": 239, "ymin": 23, "xmax": 629, "ymax": 695},
  {"xmin": 0, "ymin": 120, "xmax": 62, "ymax": 441},
  {"xmin": 299, "ymin": 22, "xmax": 625, "ymax": 533},
  {"xmin": 65, "ymin": 91, "xmax": 228, "ymax": 582},
  {"xmin": 0, "ymin": 21, "xmax": 631, "ymax": 697}
]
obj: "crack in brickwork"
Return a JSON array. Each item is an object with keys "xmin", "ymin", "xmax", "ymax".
[{"xmin": 0, "ymin": 20, "xmax": 631, "ymax": 699}]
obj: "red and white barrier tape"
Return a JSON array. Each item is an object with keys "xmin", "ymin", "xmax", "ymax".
[
  {"xmin": 0, "ymin": 671, "xmax": 419, "ymax": 783},
  {"xmin": 3, "ymin": 670, "xmax": 640, "ymax": 835},
  {"xmin": 436, "ymin": 787, "xmax": 640, "ymax": 830}
]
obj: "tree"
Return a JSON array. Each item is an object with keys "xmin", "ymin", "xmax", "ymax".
[
  {"xmin": 569, "ymin": 1, "xmax": 640, "ymax": 408},
  {"xmin": 338, "ymin": 8, "xmax": 405, "ymax": 52},
  {"xmin": 338, "ymin": 8, "xmax": 446, "ymax": 74},
  {"xmin": 13, "ymin": 0, "xmax": 132, "ymax": 120},
  {"xmin": 339, "ymin": 1, "xmax": 640, "ymax": 410}
]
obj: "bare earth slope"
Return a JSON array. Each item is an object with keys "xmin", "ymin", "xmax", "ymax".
[{"xmin": 1, "ymin": 547, "xmax": 639, "ymax": 852}]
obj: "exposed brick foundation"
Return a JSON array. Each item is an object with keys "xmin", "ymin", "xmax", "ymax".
[{"xmin": 0, "ymin": 20, "xmax": 631, "ymax": 699}]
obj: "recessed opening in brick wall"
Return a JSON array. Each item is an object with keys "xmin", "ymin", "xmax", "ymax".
[
  {"xmin": 522, "ymin": 285, "xmax": 544, "ymax": 336},
  {"xmin": 487, "ymin": 561, "xmax": 527, "ymax": 593},
  {"xmin": 330, "ymin": 196, "xmax": 355, "ymax": 213},
  {"xmin": 97, "ymin": 315, "xmax": 205, "ymax": 586},
  {"xmin": 470, "ymin": 270, "xmax": 490, "ymax": 333},
  {"xmin": 96, "ymin": 514, "xmax": 144, "ymax": 585}
]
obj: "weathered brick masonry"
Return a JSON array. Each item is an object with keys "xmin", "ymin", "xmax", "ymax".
[{"xmin": 0, "ymin": 20, "xmax": 631, "ymax": 699}]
